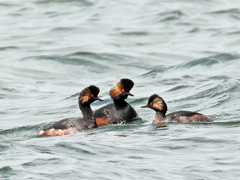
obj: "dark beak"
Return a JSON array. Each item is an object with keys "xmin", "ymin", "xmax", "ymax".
[
  {"xmin": 125, "ymin": 92, "xmax": 134, "ymax": 96},
  {"xmin": 141, "ymin": 104, "xmax": 150, "ymax": 108},
  {"xmin": 94, "ymin": 97, "xmax": 103, "ymax": 101}
]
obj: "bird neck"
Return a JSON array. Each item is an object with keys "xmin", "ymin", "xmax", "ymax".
[
  {"xmin": 113, "ymin": 98, "xmax": 128, "ymax": 107},
  {"xmin": 152, "ymin": 111, "xmax": 166, "ymax": 124},
  {"xmin": 79, "ymin": 102, "xmax": 94, "ymax": 120}
]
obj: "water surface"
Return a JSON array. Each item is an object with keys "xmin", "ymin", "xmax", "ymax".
[{"xmin": 1, "ymin": 0, "xmax": 240, "ymax": 179}]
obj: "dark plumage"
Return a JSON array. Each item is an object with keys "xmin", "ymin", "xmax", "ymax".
[
  {"xmin": 38, "ymin": 85, "xmax": 103, "ymax": 137},
  {"xmin": 141, "ymin": 94, "xmax": 211, "ymax": 123},
  {"xmin": 94, "ymin": 78, "xmax": 138, "ymax": 126}
]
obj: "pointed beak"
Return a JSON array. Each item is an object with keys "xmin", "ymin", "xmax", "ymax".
[
  {"xmin": 141, "ymin": 104, "xmax": 150, "ymax": 108},
  {"xmin": 126, "ymin": 92, "xmax": 134, "ymax": 96},
  {"xmin": 94, "ymin": 97, "xmax": 103, "ymax": 101}
]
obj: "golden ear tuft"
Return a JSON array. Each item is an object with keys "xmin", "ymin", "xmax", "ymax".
[
  {"xmin": 79, "ymin": 87, "xmax": 91, "ymax": 104},
  {"xmin": 152, "ymin": 97, "xmax": 164, "ymax": 111},
  {"xmin": 109, "ymin": 82, "xmax": 123, "ymax": 99}
]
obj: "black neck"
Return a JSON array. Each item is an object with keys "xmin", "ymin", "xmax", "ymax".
[
  {"xmin": 113, "ymin": 99, "xmax": 128, "ymax": 107},
  {"xmin": 79, "ymin": 101, "xmax": 94, "ymax": 121}
]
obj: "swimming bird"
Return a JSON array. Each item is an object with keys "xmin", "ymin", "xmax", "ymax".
[
  {"xmin": 38, "ymin": 85, "xmax": 103, "ymax": 137},
  {"xmin": 141, "ymin": 94, "xmax": 211, "ymax": 123},
  {"xmin": 94, "ymin": 78, "xmax": 138, "ymax": 127}
]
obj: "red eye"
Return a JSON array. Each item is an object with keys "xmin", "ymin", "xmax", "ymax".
[
  {"xmin": 150, "ymin": 102, "xmax": 153, "ymax": 106},
  {"xmin": 91, "ymin": 94, "xmax": 94, "ymax": 97},
  {"xmin": 121, "ymin": 89, "xmax": 125, "ymax": 92}
]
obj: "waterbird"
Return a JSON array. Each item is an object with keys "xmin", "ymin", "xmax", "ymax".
[
  {"xmin": 38, "ymin": 85, "xmax": 103, "ymax": 137},
  {"xmin": 141, "ymin": 94, "xmax": 211, "ymax": 123},
  {"xmin": 94, "ymin": 78, "xmax": 138, "ymax": 126}
]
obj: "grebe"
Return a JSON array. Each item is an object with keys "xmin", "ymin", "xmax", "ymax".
[
  {"xmin": 141, "ymin": 94, "xmax": 211, "ymax": 123},
  {"xmin": 94, "ymin": 78, "xmax": 138, "ymax": 127},
  {"xmin": 38, "ymin": 85, "xmax": 103, "ymax": 137}
]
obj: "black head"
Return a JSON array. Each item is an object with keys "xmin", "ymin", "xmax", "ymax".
[
  {"xmin": 79, "ymin": 85, "xmax": 103, "ymax": 105},
  {"xmin": 120, "ymin": 78, "xmax": 134, "ymax": 92},
  {"xmin": 141, "ymin": 94, "xmax": 167, "ymax": 115},
  {"xmin": 109, "ymin": 78, "xmax": 134, "ymax": 100}
]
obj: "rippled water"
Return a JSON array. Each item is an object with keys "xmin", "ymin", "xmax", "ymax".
[{"xmin": 1, "ymin": 0, "xmax": 240, "ymax": 179}]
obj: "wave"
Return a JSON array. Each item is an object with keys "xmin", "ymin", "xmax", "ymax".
[
  {"xmin": 0, "ymin": 124, "xmax": 46, "ymax": 141},
  {"xmin": 178, "ymin": 53, "xmax": 240, "ymax": 68},
  {"xmin": 159, "ymin": 10, "xmax": 184, "ymax": 22}
]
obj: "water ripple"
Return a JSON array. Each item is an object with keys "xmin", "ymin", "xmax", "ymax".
[
  {"xmin": 159, "ymin": 10, "xmax": 184, "ymax": 22},
  {"xmin": 178, "ymin": 53, "xmax": 240, "ymax": 68},
  {"xmin": 1, "ymin": 0, "xmax": 240, "ymax": 179}
]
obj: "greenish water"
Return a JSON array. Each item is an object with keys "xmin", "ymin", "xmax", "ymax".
[{"xmin": 1, "ymin": 0, "xmax": 240, "ymax": 179}]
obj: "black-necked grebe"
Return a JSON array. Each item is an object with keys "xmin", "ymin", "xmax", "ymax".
[
  {"xmin": 141, "ymin": 94, "xmax": 211, "ymax": 123},
  {"xmin": 38, "ymin": 85, "xmax": 103, "ymax": 137},
  {"xmin": 94, "ymin": 78, "xmax": 138, "ymax": 127}
]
